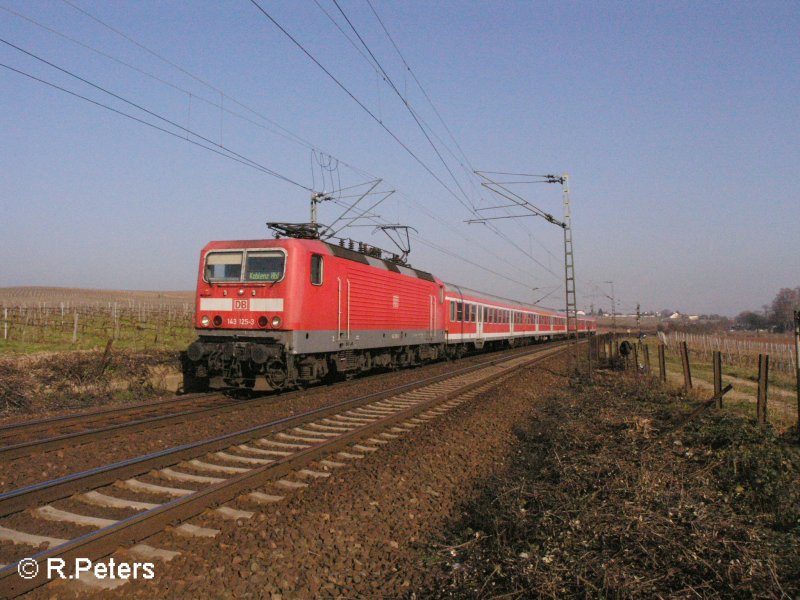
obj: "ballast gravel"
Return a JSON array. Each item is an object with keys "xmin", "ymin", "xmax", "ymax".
[
  {"xmin": 29, "ymin": 353, "xmax": 569, "ymax": 599},
  {"xmin": 0, "ymin": 353, "xmax": 517, "ymax": 494}
]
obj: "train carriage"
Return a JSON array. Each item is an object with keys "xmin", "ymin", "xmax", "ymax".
[{"xmin": 443, "ymin": 284, "xmax": 579, "ymax": 352}]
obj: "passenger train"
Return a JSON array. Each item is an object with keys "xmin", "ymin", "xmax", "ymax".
[{"xmin": 182, "ymin": 235, "xmax": 596, "ymax": 391}]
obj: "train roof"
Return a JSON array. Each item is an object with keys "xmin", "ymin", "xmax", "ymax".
[
  {"xmin": 443, "ymin": 282, "xmax": 569, "ymax": 315},
  {"xmin": 202, "ymin": 238, "xmax": 438, "ymax": 283}
]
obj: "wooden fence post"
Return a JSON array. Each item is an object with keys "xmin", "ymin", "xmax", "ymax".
[
  {"xmin": 72, "ymin": 312, "xmax": 79, "ymax": 344},
  {"xmin": 713, "ymin": 350, "xmax": 723, "ymax": 408},
  {"xmin": 644, "ymin": 344, "xmax": 651, "ymax": 374},
  {"xmin": 794, "ymin": 310, "xmax": 800, "ymax": 434},
  {"xmin": 757, "ymin": 353, "xmax": 769, "ymax": 426},
  {"xmin": 680, "ymin": 341, "xmax": 692, "ymax": 391},
  {"xmin": 658, "ymin": 344, "xmax": 666, "ymax": 382},
  {"xmin": 3, "ymin": 307, "xmax": 7, "ymax": 341}
]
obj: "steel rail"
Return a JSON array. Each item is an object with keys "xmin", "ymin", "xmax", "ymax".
[
  {"xmin": 0, "ymin": 342, "xmax": 557, "ymax": 460},
  {"xmin": 0, "ymin": 391, "xmax": 214, "ymax": 438},
  {"xmin": 0, "ymin": 341, "xmax": 570, "ymax": 597}
]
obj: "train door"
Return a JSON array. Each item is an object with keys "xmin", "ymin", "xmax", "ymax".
[
  {"xmin": 429, "ymin": 294, "xmax": 435, "ymax": 340},
  {"xmin": 337, "ymin": 275, "xmax": 351, "ymax": 341},
  {"xmin": 476, "ymin": 305, "xmax": 484, "ymax": 339}
]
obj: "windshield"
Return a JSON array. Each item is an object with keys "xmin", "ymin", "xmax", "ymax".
[
  {"xmin": 204, "ymin": 250, "xmax": 285, "ymax": 283},
  {"xmin": 245, "ymin": 251, "xmax": 285, "ymax": 282},
  {"xmin": 205, "ymin": 251, "xmax": 243, "ymax": 282}
]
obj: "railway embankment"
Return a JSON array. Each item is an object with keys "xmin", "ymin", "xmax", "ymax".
[
  {"xmin": 0, "ymin": 349, "xmax": 180, "ymax": 419},
  {"xmin": 66, "ymin": 353, "xmax": 573, "ymax": 600},
  {"xmin": 6, "ymin": 350, "xmax": 797, "ymax": 598},
  {"xmin": 420, "ymin": 371, "xmax": 800, "ymax": 598}
]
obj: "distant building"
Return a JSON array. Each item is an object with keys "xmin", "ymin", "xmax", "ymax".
[
  {"xmin": 669, "ymin": 312, "xmax": 681, "ymax": 319},
  {"xmin": 688, "ymin": 315, "xmax": 700, "ymax": 321}
]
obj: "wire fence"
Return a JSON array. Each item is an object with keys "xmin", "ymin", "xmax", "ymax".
[
  {"xmin": 659, "ymin": 331, "xmax": 796, "ymax": 373},
  {"xmin": 1, "ymin": 301, "xmax": 195, "ymax": 350}
]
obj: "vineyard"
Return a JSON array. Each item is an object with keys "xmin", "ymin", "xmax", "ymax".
[
  {"xmin": 660, "ymin": 330, "xmax": 796, "ymax": 373},
  {"xmin": 0, "ymin": 287, "xmax": 195, "ymax": 353}
]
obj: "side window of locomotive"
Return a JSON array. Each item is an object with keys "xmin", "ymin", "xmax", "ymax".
[
  {"xmin": 245, "ymin": 251, "xmax": 285, "ymax": 282},
  {"xmin": 205, "ymin": 251, "xmax": 243, "ymax": 282},
  {"xmin": 311, "ymin": 254, "xmax": 324, "ymax": 285},
  {"xmin": 456, "ymin": 302, "xmax": 463, "ymax": 322}
]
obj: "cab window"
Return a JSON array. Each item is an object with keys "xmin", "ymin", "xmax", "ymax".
[
  {"xmin": 311, "ymin": 255, "xmax": 324, "ymax": 285},
  {"xmin": 205, "ymin": 251, "xmax": 243, "ymax": 282},
  {"xmin": 245, "ymin": 251, "xmax": 285, "ymax": 282}
]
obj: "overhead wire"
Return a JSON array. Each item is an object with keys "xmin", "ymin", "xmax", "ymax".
[
  {"xmin": 357, "ymin": 1, "xmax": 564, "ymax": 281},
  {"xmin": 365, "ymin": 0, "xmax": 480, "ymax": 187},
  {"xmin": 331, "ymin": 0, "xmax": 476, "ymax": 213},
  {"xmin": 0, "ymin": 39, "xmax": 310, "ymax": 190},
  {"xmin": 0, "ymin": 62, "xmax": 306, "ymax": 186},
  {"xmin": 313, "ymin": 0, "xmax": 487, "ymax": 213},
  {"xmin": 247, "ymin": 0, "xmax": 475, "ymax": 215},
  {"xmin": 50, "ymin": 0, "xmax": 368, "ymax": 173}
]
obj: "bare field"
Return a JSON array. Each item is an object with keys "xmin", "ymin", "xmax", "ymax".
[{"xmin": 0, "ymin": 286, "xmax": 193, "ymax": 306}]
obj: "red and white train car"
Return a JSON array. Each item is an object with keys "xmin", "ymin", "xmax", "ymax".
[
  {"xmin": 183, "ymin": 236, "xmax": 595, "ymax": 390},
  {"xmin": 444, "ymin": 284, "xmax": 595, "ymax": 350}
]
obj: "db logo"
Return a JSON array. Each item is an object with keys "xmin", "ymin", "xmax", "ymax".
[{"xmin": 233, "ymin": 299, "xmax": 249, "ymax": 311}]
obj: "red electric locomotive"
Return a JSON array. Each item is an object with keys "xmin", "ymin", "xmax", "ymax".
[{"xmin": 182, "ymin": 230, "xmax": 595, "ymax": 391}]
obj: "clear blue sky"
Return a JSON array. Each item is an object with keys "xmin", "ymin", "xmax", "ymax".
[{"xmin": 1, "ymin": 1, "xmax": 798, "ymax": 316}]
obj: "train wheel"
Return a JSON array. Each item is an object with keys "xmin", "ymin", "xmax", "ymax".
[{"xmin": 265, "ymin": 359, "xmax": 289, "ymax": 389}]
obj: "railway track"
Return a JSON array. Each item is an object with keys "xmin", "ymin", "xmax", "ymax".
[
  {"xmin": 0, "ymin": 340, "xmax": 572, "ymax": 597},
  {"xmin": 0, "ymin": 392, "xmax": 236, "ymax": 460},
  {"xmin": 0, "ymin": 343, "xmax": 556, "ymax": 461}
]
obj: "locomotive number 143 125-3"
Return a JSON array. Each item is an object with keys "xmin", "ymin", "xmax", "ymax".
[{"xmin": 227, "ymin": 317, "xmax": 255, "ymax": 327}]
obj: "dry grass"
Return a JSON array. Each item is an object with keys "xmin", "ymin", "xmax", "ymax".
[
  {"xmin": 422, "ymin": 372, "xmax": 800, "ymax": 599},
  {"xmin": 0, "ymin": 348, "xmax": 180, "ymax": 417}
]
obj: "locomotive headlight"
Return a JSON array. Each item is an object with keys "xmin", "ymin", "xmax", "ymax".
[
  {"xmin": 271, "ymin": 316, "xmax": 282, "ymax": 328},
  {"xmin": 258, "ymin": 316, "xmax": 268, "ymax": 327},
  {"xmin": 201, "ymin": 315, "xmax": 210, "ymax": 327}
]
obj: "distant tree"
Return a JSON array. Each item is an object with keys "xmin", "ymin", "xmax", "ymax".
[
  {"xmin": 770, "ymin": 287, "xmax": 800, "ymax": 331},
  {"xmin": 659, "ymin": 309, "xmax": 672, "ymax": 318},
  {"xmin": 735, "ymin": 310, "xmax": 768, "ymax": 330}
]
